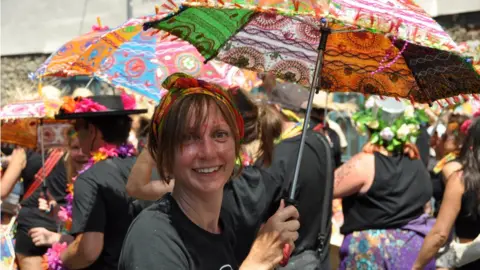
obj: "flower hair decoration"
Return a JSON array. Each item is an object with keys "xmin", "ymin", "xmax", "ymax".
[
  {"xmin": 460, "ymin": 109, "xmax": 480, "ymax": 135},
  {"xmin": 353, "ymin": 100, "xmax": 429, "ymax": 152},
  {"xmin": 59, "ymin": 92, "xmax": 136, "ymax": 114}
]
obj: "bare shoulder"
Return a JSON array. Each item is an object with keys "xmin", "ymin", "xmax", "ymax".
[
  {"xmin": 442, "ymin": 161, "xmax": 462, "ymax": 182},
  {"xmin": 335, "ymin": 152, "xmax": 374, "ymax": 178}
]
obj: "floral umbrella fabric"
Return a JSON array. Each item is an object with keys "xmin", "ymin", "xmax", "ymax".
[
  {"xmin": 149, "ymin": 0, "xmax": 480, "ymax": 104},
  {"xmin": 34, "ymin": 15, "xmax": 166, "ymax": 79},
  {"xmin": 97, "ymin": 28, "xmax": 245, "ymax": 101}
]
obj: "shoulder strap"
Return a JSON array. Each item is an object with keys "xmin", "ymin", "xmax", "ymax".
[
  {"xmin": 22, "ymin": 148, "xmax": 65, "ymax": 202},
  {"xmin": 312, "ymin": 131, "xmax": 334, "ymax": 261}
]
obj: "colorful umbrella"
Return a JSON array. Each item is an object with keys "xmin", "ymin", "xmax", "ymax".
[
  {"xmin": 96, "ymin": 28, "xmax": 246, "ymax": 101},
  {"xmin": 0, "ymin": 99, "xmax": 67, "ymax": 149},
  {"xmin": 149, "ymin": 0, "xmax": 480, "ymax": 104},
  {"xmin": 34, "ymin": 15, "xmax": 166, "ymax": 79},
  {"xmin": 148, "ymin": 1, "xmax": 480, "ymax": 262}
]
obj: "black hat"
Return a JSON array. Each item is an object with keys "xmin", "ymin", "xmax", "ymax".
[
  {"xmin": 267, "ymin": 82, "xmax": 310, "ymax": 111},
  {"xmin": 55, "ymin": 95, "xmax": 147, "ymax": 120}
]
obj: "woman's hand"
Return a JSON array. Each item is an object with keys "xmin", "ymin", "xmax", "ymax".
[
  {"xmin": 38, "ymin": 192, "xmax": 58, "ymax": 216},
  {"xmin": 241, "ymin": 200, "xmax": 300, "ymax": 270},
  {"xmin": 28, "ymin": 227, "xmax": 61, "ymax": 247}
]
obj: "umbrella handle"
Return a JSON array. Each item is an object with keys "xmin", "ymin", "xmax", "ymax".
[
  {"xmin": 279, "ymin": 197, "xmax": 297, "ymax": 267},
  {"xmin": 41, "ymin": 185, "xmax": 53, "ymax": 214},
  {"xmin": 279, "ymin": 244, "xmax": 292, "ymax": 266}
]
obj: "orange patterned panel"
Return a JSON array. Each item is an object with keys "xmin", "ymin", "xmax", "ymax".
[{"xmin": 1, "ymin": 120, "xmax": 39, "ymax": 149}]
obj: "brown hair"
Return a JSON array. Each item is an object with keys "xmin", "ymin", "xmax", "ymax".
[
  {"xmin": 362, "ymin": 142, "xmax": 420, "ymax": 159},
  {"xmin": 65, "ymin": 127, "xmax": 77, "ymax": 184},
  {"xmin": 148, "ymin": 94, "xmax": 241, "ymax": 182},
  {"xmin": 445, "ymin": 113, "xmax": 469, "ymax": 146},
  {"xmin": 257, "ymin": 104, "xmax": 283, "ymax": 166}
]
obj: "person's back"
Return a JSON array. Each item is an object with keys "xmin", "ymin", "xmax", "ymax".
[
  {"xmin": 257, "ymin": 130, "xmax": 332, "ymax": 268},
  {"xmin": 71, "ymin": 156, "xmax": 137, "ymax": 269},
  {"xmin": 341, "ymin": 152, "xmax": 432, "ymax": 234}
]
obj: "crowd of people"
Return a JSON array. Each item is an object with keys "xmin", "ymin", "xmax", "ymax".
[{"xmin": 1, "ymin": 72, "xmax": 480, "ymax": 270}]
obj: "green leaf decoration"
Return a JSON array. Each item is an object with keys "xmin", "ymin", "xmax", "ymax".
[
  {"xmin": 387, "ymin": 144, "xmax": 395, "ymax": 152},
  {"xmin": 393, "ymin": 138, "xmax": 401, "ymax": 146},
  {"xmin": 370, "ymin": 133, "xmax": 380, "ymax": 144}
]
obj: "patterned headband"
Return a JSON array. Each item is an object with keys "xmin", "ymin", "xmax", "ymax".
[{"xmin": 152, "ymin": 73, "xmax": 244, "ymax": 140}]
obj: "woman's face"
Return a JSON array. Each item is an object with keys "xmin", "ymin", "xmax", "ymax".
[
  {"xmin": 171, "ymin": 102, "xmax": 236, "ymax": 194},
  {"xmin": 435, "ymin": 132, "xmax": 458, "ymax": 158},
  {"xmin": 69, "ymin": 136, "xmax": 89, "ymax": 165}
]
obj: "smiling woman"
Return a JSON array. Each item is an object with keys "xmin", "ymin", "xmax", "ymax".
[{"xmin": 119, "ymin": 73, "xmax": 300, "ymax": 270}]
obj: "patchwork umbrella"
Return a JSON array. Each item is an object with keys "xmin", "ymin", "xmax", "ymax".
[
  {"xmin": 96, "ymin": 28, "xmax": 249, "ymax": 101},
  {"xmin": 148, "ymin": 0, "xmax": 480, "ymax": 186},
  {"xmin": 33, "ymin": 15, "xmax": 166, "ymax": 79},
  {"xmin": 147, "ymin": 0, "xmax": 480, "ymax": 262},
  {"xmin": 1, "ymin": 99, "xmax": 68, "ymax": 199}
]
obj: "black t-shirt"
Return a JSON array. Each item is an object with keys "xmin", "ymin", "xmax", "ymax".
[
  {"xmin": 309, "ymin": 119, "xmax": 342, "ymax": 168},
  {"xmin": 341, "ymin": 152, "xmax": 432, "ymax": 234},
  {"xmin": 255, "ymin": 130, "xmax": 332, "ymax": 258},
  {"xmin": 119, "ymin": 193, "xmax": 239, "ymax": 270},
  {"xmin": 416, "ymin": 125, "xmax": 430, "ymax": 167},
  {"xmin": 71, "ymin": 157, "xmax": 138, "ymax": 270},
  {"xmin": 17, "ymin": 151, "xmax": 67, "ymax": 231},
  {"xmin": 222, "ymin": 167, "xmax": 285, "ymax": 262},
  {"xmin": 19, "ymin": 150, "xmax": 43, "ymax": 198}
]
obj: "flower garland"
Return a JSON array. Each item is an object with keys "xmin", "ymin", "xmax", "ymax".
[
  {"xmin": 353, "ymin": 102, "xmax": 429, "ymax": 152},
  {"xmin": 45, "ymin": 143, "xmax": 136, "ymax": 270}
]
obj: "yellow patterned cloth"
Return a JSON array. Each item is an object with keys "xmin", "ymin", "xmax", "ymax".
[{"xmin": 433, "ymin": 151, "xmax": 459, "ymax": 174}]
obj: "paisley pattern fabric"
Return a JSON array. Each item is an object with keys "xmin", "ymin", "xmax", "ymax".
[
  {"xmin": 339, "ymin": 229, "xmax": 436, "ymax": 270},
  {"xmin": 153, "ymin": 3, "xmax": 480, "ymax": 103},
  {"xmin": 180, "ymin": 0, "xmax": 457, "ymax": 51}
]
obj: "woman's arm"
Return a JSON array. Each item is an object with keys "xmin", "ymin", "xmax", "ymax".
[
  {"xmin": 333, "ymin": 152, "xmax": 374, "ymax": 199},
  {"xmin": 1, "ymin": 148, "xmax": 26, "ymax": 199},
  {"xmin": 126, "ymin": 149, "xmax": 173, "ymax": 200},
  {"xmin": 413, "ymin": 161, "xmax": 463, "ymax": 269}
]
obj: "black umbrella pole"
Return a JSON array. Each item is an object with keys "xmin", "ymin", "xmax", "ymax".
[{"xmin": 287, "ymin": 27, "xmax": 330, "ymax": 201}]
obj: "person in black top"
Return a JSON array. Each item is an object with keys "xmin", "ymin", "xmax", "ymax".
[
  {"xmin": 334, "ymin": 97, "xmax": 434, "ymax": 269},
  {"xmin": 299, "ymin": 91, "xmax": 345, "ymax": 168},
  {"xmin": 50, "ymin": 94, "xmax": 147, "ymax": 270},
  {"xmin": 1, "ymin": 146, "xmax": 68, "ymax": 270},
  {"xmin": 119, "ymin": 73, "xmax": 300, "ymax": 270},
  {"xmin": 414, "ymin": 113, "xmax": 480, "ymax": 270}
]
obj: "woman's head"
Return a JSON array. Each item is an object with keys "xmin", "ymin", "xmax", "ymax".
[
  {"xmin": 149, "ymin": 73, "xmax": 244, "ymax": 194},
  {"xmin": 435, "ymin": 113, "xmax": 469, "ymax": 158},
  {"xmin": 458, "ymin": 116, "xmax": 480, "ymax": 210},
  {"xmin": 67, "ymin": 128, "xmax": 88, "ymax": 165}
]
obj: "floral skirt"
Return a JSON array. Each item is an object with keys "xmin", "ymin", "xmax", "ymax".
[{"xmin": 339, "ymin": 229, "xmax": 435, "ymax": 270}]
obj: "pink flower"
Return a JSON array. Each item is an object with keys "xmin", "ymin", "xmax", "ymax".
[
  {"xmin": 74, "ymin": 98, "xmax": 108, "ymax": 113},
  {"xmin": 99, "ymin": 144, "xmax": 119, "ymax": 157},
  {"xmin": 121, "ymin": 92, "xmax": 136, "ymax": 110},
  {"xmin": 461, "ymin": 119, "xmax": 472, "ymax": 135},
  {"xmin": 57, "ymin": 207, "xmax": 70, "ymax": 222},
  {"xmin": 46, "ymin": 242, "xmax": 68, "ymax": 270},
  {"xmin": 473, "ymin": 109, "xmax": 480, "ymax": 118}
]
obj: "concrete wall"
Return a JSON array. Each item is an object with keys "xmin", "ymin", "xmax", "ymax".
[
  {"xmin": 416, "ymin": 0, "xmax": 480, "ymax": 16},
  {"xmin": 1, "ymin": 0, "xmax": 168, "ymax": 56}
]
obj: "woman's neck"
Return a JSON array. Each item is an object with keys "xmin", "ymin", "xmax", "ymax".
[
  {"xmin": 172, "ymin": 186, "xmax": 223, "ymax": 234},
  {"xmin": 282, "ymin": 121, "xmax": 297, "ymax": 133}
]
